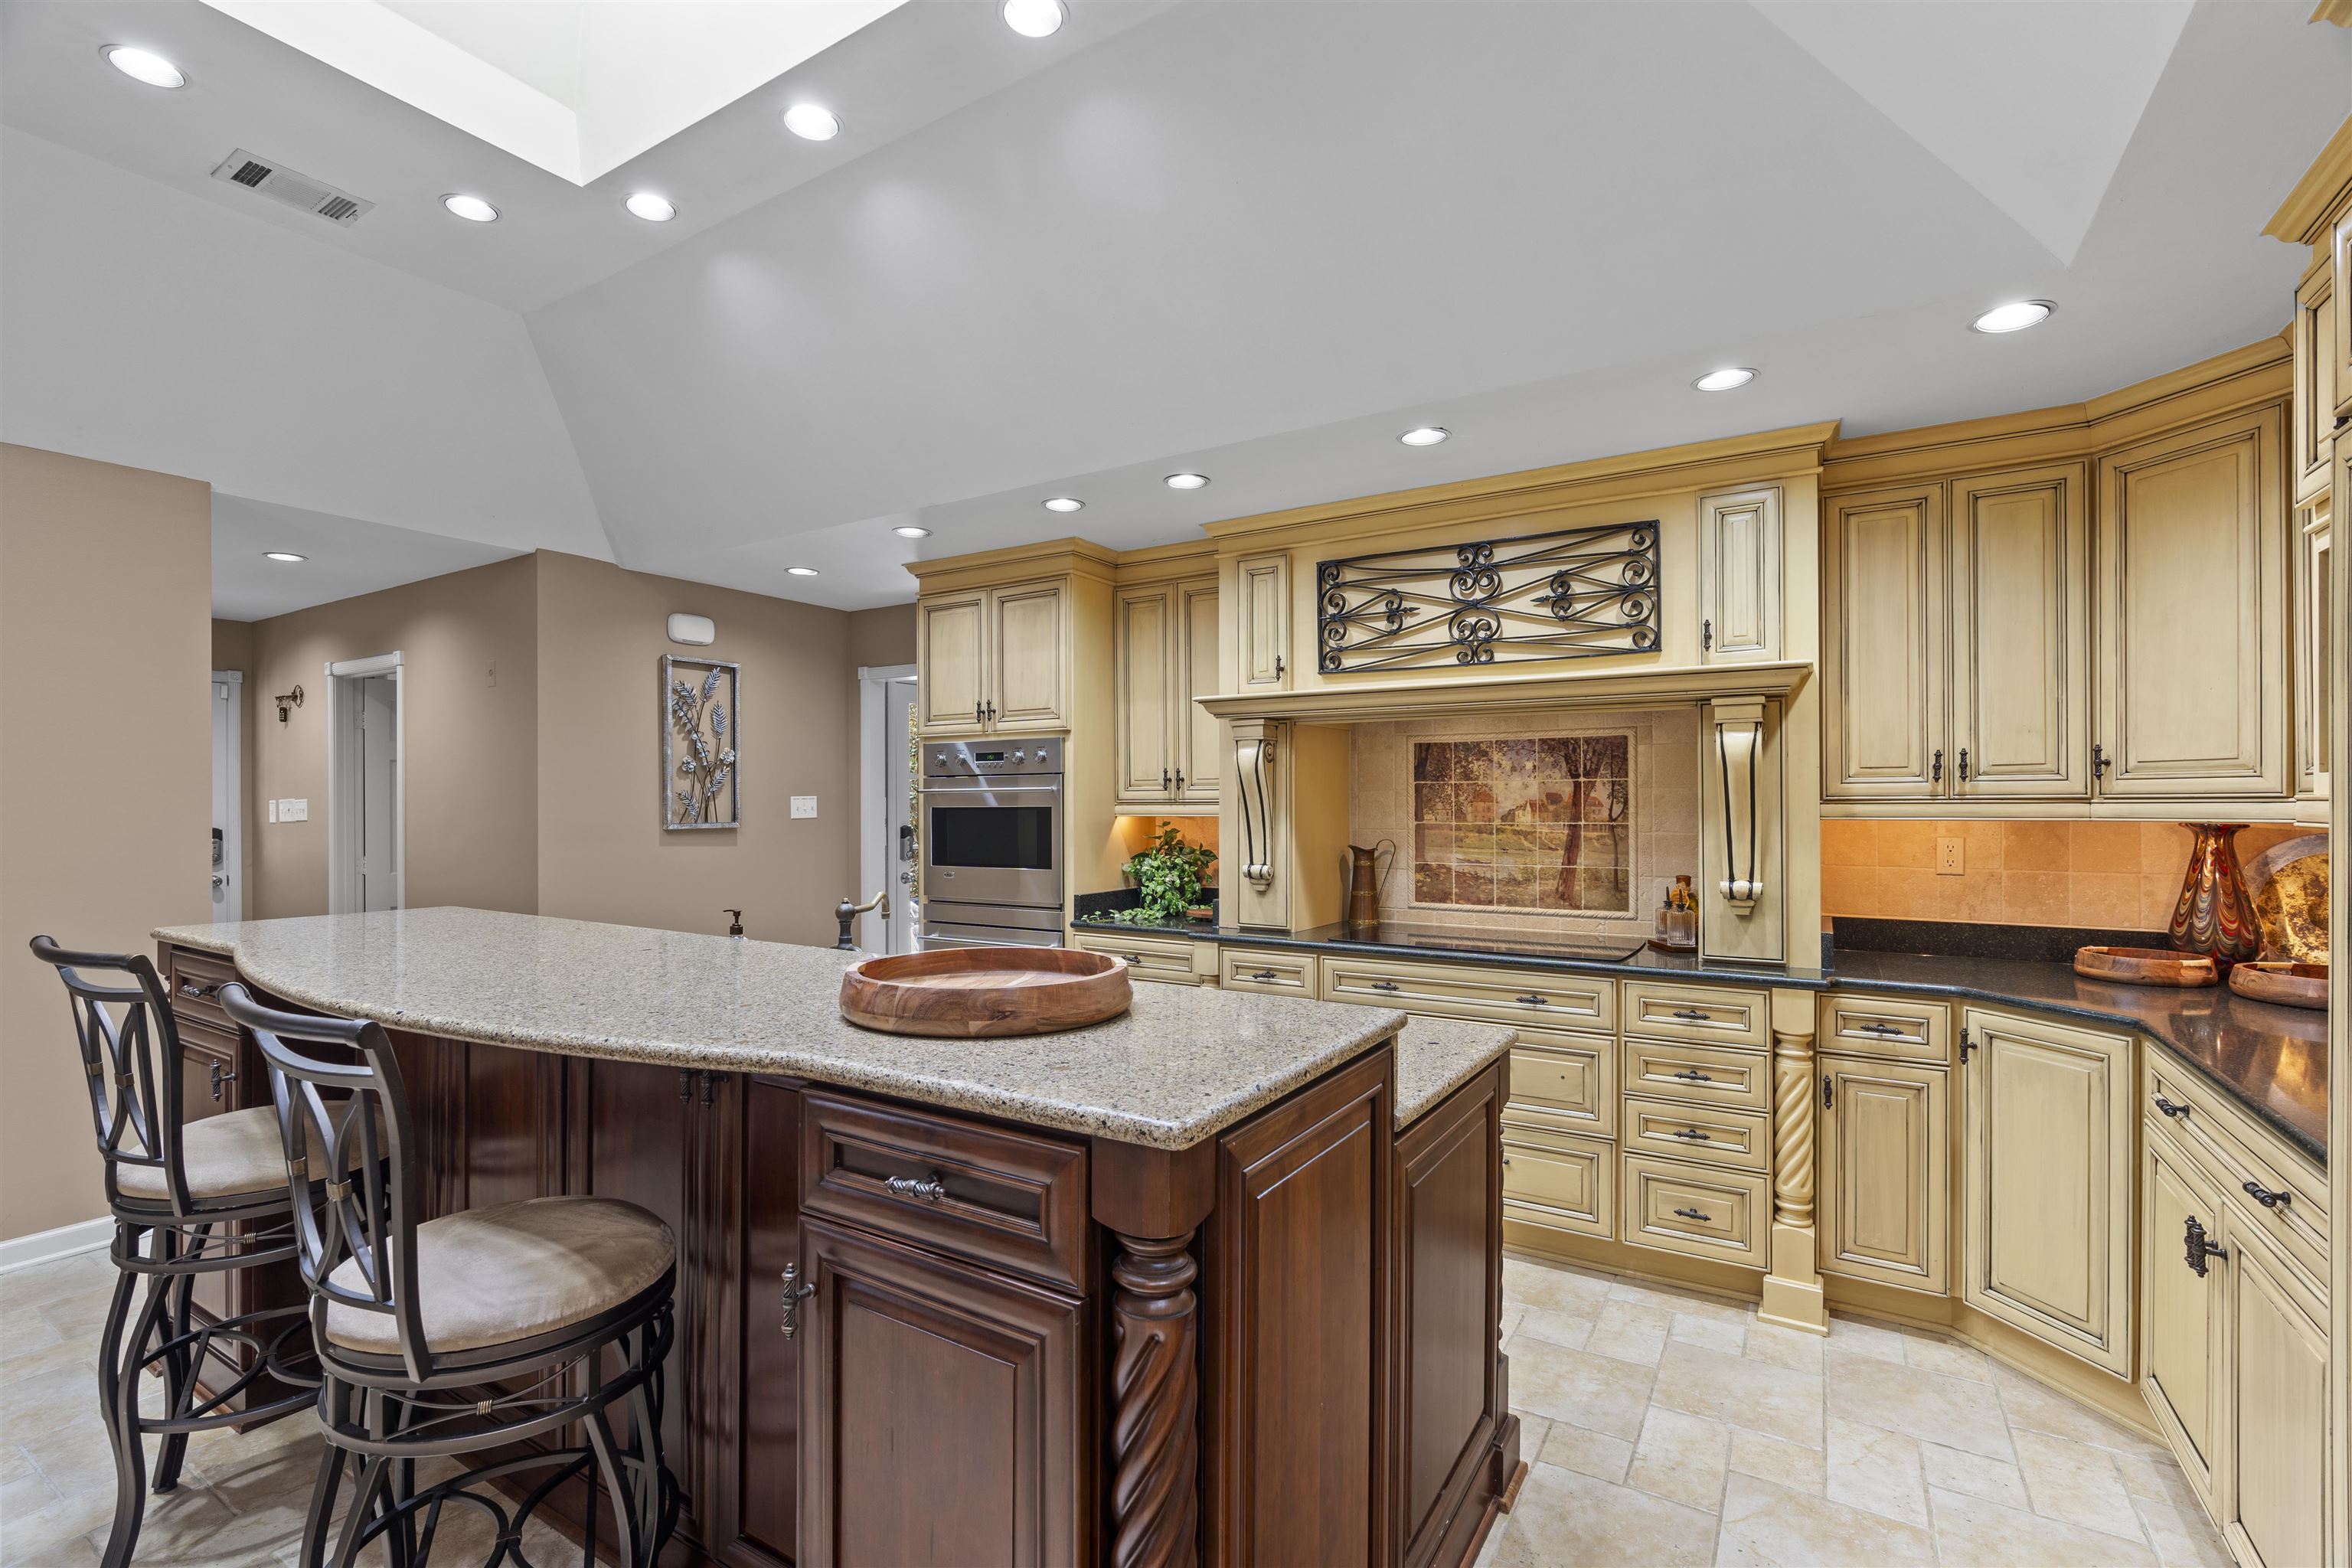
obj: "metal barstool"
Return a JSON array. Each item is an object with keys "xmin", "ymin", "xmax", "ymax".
[
  {"xmin": 29, "ymin": 936, "xmax": 322, "ymax": 1568},
  {"xmin": 220, "ymin": 982, "xmax": 679, "ymax": 1568}
]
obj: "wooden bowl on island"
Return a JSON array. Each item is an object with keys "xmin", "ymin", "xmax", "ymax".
[
  {"xmin": 2071, "ymin": 946, "xmax": 2220, "ymax": 988},
  {"xmin": 840, "ymin": 946, "xmax": 1132, "ymax": 1037},
  {"xmin": 2226, "ymin": 961, "xmax": 2328, "ymax": 1011}
]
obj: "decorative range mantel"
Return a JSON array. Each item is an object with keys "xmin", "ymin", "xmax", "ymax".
[{"xmin": 1196, "ymin": 658, "xmax": 1811, "ymax": 726}]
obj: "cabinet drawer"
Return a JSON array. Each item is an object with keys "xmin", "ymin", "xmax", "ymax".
[
  {"xmin": 1504, "ymin": 1030, "xmax": 1615, "ymax": 1138},
  {"xmin": 1070, "ymin": 929, "xmax": 1204, "ymax": 986},
  {"xmin": 2145, "ymin": 1057, "xmax": 2328, "ymax": 1288},
  {"xmin": 1622, "ymin": 1096, "xmax": 1770, "ymax": 1172},
  {"xmin": 801, "ymin": 1090, "xmax": 1090, "ymax": 1293},
  {"xmin": 166, "ymin": 946, "xmax": 237, "ymax": 1033},
  {"xmin": 1217, "ymin": 946, "xmax": 1317, "ymax": 996},
  {"xmin": 1621, "ymin": 980, "xmax": 1767, "ymax": 1047},
  {"xmin": 1622, "ymin": 1155, "xmax": 1766, "ymax": 1266},
  {"xmin": 1321, "ymin": 953, "xmax": 1615, "ymax": 1031},
  {"xmin": 1821, "ymin": 991, "xmax": 1949, "ymax": 1063},
  {"xmin": 1619, "ymin": 1037, "xmax": 1770, "ymax": 1111},
  {"xmin": 1501, "ymin": 1125, "xmax": 1612, "ymax": 1240}
]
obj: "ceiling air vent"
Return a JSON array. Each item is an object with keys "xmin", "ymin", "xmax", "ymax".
[{"xmin": 207, "ymin": 149, "xmax": 374, "ymax": 227}]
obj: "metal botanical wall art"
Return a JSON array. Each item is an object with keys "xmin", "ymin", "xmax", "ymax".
[
  {"xmin": 1315, "ymin": 521, "xmax": 1661, "ymax": 674},
  {"xmin": 663, "ymin": 656, "xmax": 740, "ymax": 829}
]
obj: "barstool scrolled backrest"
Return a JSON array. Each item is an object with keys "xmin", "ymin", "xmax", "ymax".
[
  {"xmin": 28, "ymin": 936, "xmax": 200, "ymax": 1216},
  {"xmin": 218, "ymin": 982, "xmax": 431, "ymax": 1382}
]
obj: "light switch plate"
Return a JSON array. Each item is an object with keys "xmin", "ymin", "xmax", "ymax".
[
  {"xmin": 791, "ymin": 795, "xmax": 818, "ymax": 819},
  {"xmin": 1936, "ymin": 836, "xmax": 1963, "ymax": 875}
]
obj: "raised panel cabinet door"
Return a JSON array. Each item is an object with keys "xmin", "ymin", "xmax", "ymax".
[
  {"xmin": 1949, "ymin": 463, "xmax": 2089, "ymax": 798},
  {"xmin": 1697, "ymin": 485, "xmax": 1781, "ymax": 664},
  {"xmin": 2292, "ymin": 260, "xmax": 2336, "ymax": 505},
  {"xmin": 1817, "ymin": 1055, "xmax": 1947, "ymax": 1294},
  {"xmin": 704, "ymin": 1077, "xmax": 802, "ymax": 1568},
  {"xmin": 1958, "ymin": 1009, "xmax": 2134, "ymax": 1376},
  {"xmin": 1114, "ymin": 584, "xmax": 1174, "ymax": 800},
  {"xmin": 797, "ymin": 1217, "xmax": 1083, "ymax": 1568},
  {"xmin": 1822, "ymin": 485, "xmax": 1948, "ymax": 798},
  {"xmin": 919, "ymin": 592, "xmax": 988, "ymax": 736},
  {"xmin": 989, "ymin": 579, "xmax": 1068, "ymax": 730},
  {"xmin": 2220, "ymin": 1220, "xmax": 2328, "ymax": 1568},
  {"xmin": 2292, "ymin": 498, "xmax": 2332, "ymax": 802},
  {"xmin": 1393, "ymin": 1065, "xmax": 1504, "ymax": 1568},
  {"xmin": 2139, "ymin": 1133, "xmax": 2222, "ymax": 1504},
  {"xmin": 1235, "ymin": 551, "xmax": 1292, "ymax": 689},
  {"xmin": 2335, "ymin": 207, "xmax": 2352, "ymax": 420},
  {"xmin": 2094, "ymin": 408, "xmax": 2288, "ymax": 799},
  {"xmin": 1178, "ymin": 578, "xmax": 1223, "ymax": 802}
]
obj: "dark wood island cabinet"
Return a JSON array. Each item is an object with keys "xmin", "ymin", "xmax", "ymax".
[{"xmin": 156, "ymin": 910, "xmax": 1520, "ymax": 1568}]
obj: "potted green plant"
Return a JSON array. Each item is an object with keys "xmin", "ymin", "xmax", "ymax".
[{"xmin": 1107, "ymin": 822, "xmax": 1217, "ymax": 926}]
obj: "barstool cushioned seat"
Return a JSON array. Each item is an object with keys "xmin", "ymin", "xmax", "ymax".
[
  {"xmin": 325, "ymin": 1195, "xmax": 674, "ymax": 1355},
  {"xmin": 116, "ymin": 1102, "xmax": 385, "ymax": 1202}
]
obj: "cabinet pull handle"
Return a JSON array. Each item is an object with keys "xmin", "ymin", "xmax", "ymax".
[
  {"xmin": 2153, "ymin": 1095, "xmax": 2190, "ymax": 1120},
  {"xmin": 975, "ymin": 701, "xmax": 985, "ymax": 725},
  {"xmin": 985, "ymin": 701, "xmax": 997, "ymax": 723},
  {"xmin": 678, "ymin": 1070, "xmax": 693, "ymax": 1102},
  {"xmin": 178, "ymin": 978, "xmax": 219, "ymax": 1002},
  {"xmin": 1515, "ymin": 993, "xmax": 1547, "ymax": 1007},
  {"xmin": 1370, "ymin": 979, "xmax": 1400, "ymax": 992},
  {"xmin": 1174, "ymin": 767, "xmax": 1184, "ymax": 790},
  {"xmin": 208, "ymin": 1060, "xmax": 236, "ymax": 1102},
  {"xmin": 1673, "ymin": 1069, "xmax": 1713, "ymax": 1084},
  {"xmin": 780, "ymin": 1264, "xmax": 815, "ymax": 1338},
  {"xmin": 1122, "ymin": 952, "xmax": 1143, "ymax": 964},
  {"xmin": 1671, "ymin": 1008, "xmax": 1711, "ymax": 1022},
  {"xmin": 1249, "ymin": 969, "xmax": 1276, "ymax": 982},
  {"xmin": 2091, "ymin": 743, "xmax": 2110, "ymax": 779},
  {"xmin": 1932, "ymin": 749, "xmax": 1943, "ymax": 783},
  {"xmin": 1670, "ymin": 1127, "xmax": 1713, "ymax": 1142},
  {"xmin": 1701, "ymin": 618, "xmax": 1713, "ymax": 652},
  {"xmin": 1274, "ymin": 655, "xmax": 1285, "ymax": 678},
  {"xmin": 886, "ymin": 1173, "xmax": 949, "ymax": 1204},
  {"xmin": 2335, "ymin": 414, "xmax": 2349, "ymax": 432},
  {"xmin": 1957, "ymin": 747, "xmax": 1970, "ymax": 782},
  {"xmin": 1672, "ymin": 1207, "xmax": 1712, "ymax": 1223},
  {"xmin": 1821, "ymin": 1074, "xmax": 1833, "ymax": 1108},
  {"xmin": 2183, "ymin": 1214, "xmax": 2226, "ymax": 1278},
  {"xmin": 2242, "ymin": 1180, "xmax": 2291, "ymax": 1210},
  {"xmin": 1857, "ymin": 1021, "xmax": 1899, "ymax": 1035},
  {"xmin": 1958, "ymin": 1027, "xmax": 1975, "ymax": 1064},
  {"xmin": 1162, "ymin": 768, "xmax": 1171, "ymax": 790}
]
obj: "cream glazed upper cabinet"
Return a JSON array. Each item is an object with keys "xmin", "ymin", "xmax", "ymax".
[
  {"xmin": 916, "ymin": 577, "xmax": 1070, "ymax": 736},
  {"xmin": 1113, "ymin": 574, "xmax": 1220, "ymax": 809},
  {"xmin": 1821, "ymin": 483, "xmax": 1946, "ymax": 798},
  {"xmin": 2292, "ymin": 257, "xmax": 2337, "ymax": 505},
  {"xmin": 2093, "ymin": 407, "xmax": 2288, "ymax": 799},
  {"xmin": 1696, "ymin": 485, "xmax": 1782, "ymax": 665},
  {"xmin": 1233, "ymin": 552, "xmax": 1292, "ymax": 690},
  {"xmin": 2294, "ymin": 493, "xmax": 2333, "ymax": 803}
]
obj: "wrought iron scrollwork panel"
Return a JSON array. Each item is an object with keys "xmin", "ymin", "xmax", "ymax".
[{"xmin": 1315, "ymin": 521, "xmax": 1661, "ymax": 673}]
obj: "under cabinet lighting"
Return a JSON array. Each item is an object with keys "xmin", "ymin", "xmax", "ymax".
[
  {"xmin": 1691, "ymin": 368, "xmax": 1755, "ymax": 392},
  {"xmin": 263, "ymin": 550, "xmax": 306, "ymax": 563},
  {"xmin": 1164, "ymin": 473, "xmax": 1210, "ymax": 491},
  {"xmin": 1043, "ymin": 497, "xmax": 1084, "ymax": 513},
  {"xmin": 1399, "ymin": 426, "xmax": 1449, "ymax": 446},
  {"xmin": 786, "ymin": 566, "xmax": 820, "ymax": 577},
  {"xmin": 1001, "ymin": 0, "xmax": 1067, "ymax": 37},
  {"xmin": 893, "ymin": 525, "xmax": 932, "ymax": 538},
  {"xmin": 1971, "ymin": 300, "xmax": 2054, "ymax": 334},
  {"xmin": 442, "ymin": 194, "xmax": 499, "ymax": 223},
  {"xmin": 104, "ymin": 46, "xmax": 185, "ymax": 89},
  {"xmin": 626, "ymin": 192, "xmax": 677, "ymax": 222},
  {"xmin": 782, "ymin": 104, "xmax": 841, "ymax": 141}
]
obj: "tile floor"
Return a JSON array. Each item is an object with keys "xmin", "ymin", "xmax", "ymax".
[{"xmin": 3, "ymin": 1245, "xmax": 2233, "ymax": 1566}]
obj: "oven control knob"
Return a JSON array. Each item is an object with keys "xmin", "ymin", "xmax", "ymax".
[{"xmin": 1013, "ymin": 750, "xmax": 1026, "ymax": 763}]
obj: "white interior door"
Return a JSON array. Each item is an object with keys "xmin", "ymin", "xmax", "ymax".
[
  {"xmin": 886, "ymin": 676, "xmax": 918, "ymax": 952},
  {"xmin": 210, "ymin": 671, "xmax": 243, "ymax": 920},
  {"xmin": 358, "ymin": 673, "xmax": 400, "ymax": 911}
]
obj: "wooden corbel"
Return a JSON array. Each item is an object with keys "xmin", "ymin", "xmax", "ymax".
[
  {"xmin": 1712, "ymin": 697, "xmax": 1765, "ymax": 914},
  {"xmin": 1233, "ymin": 722, "xmax": 1279, "ymax": 890}
]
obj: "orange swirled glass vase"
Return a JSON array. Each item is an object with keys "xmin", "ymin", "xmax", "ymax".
[{"xmin": 2166, "ymin": 824, "xmax": 2259, "ymax": 967}]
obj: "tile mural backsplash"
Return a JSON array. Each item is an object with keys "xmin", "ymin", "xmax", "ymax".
[
  {"xmin": 1411, "ymin": 735, "xmax": 1633, "ymax": 913},
  {"xmin": 1352, "ymin": 708, "xmax": 1698, "ymax": 936}
]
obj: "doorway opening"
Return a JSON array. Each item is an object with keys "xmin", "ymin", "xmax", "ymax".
[
  {"xmin": 211, "ymin": 670, "xmax": 243, "ymax": 920},
  {"xmin": 326, "ymin": 652, "xmax": 403, "ymax": 914},
  {"xmin": 857, "ymin": 663, "xmax": 919, "ymax": 952}
]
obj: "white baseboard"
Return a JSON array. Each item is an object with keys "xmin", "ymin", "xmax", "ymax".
[{"xmin": 0, "ymin": 1216, "xmax": 112, "ymax": 1274}]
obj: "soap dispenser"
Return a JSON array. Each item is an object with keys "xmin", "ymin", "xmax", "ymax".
[{"xmin": 724, "ymin": 908, "xmax": 744, "ymax": 939}]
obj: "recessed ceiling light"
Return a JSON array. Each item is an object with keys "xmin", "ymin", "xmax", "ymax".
[
  {"xmin": 263, "ymin": 551, "xmax": 306, "ymax": 564},
  {"xmin": 625, "ymin": 192, "xmax": 676, "ymax": 222},
  {"xmin": 1399, "ymin": 426, "xmax": 1449, "ymax": 447},
  {"xmin": 782, "ymin": 103, "xmax": 841, "ymax": 141},
  {"xmin": 1001, "ymin": 0, "xmax": 1067, "ymax": 37},
  {"xmin": 1042, "ymin": 497, "xmax": 1084, "ymax": 513},
  {"xmin": 786, "ymin": 565, "xmax": 820, "ymax": 577},
  {"xmin": 1164, "ymin": 473, "xmax": 1210, "ymax": 491},
  {"xmin": 104, "ymin": 46, "xmax": 185, "ymax": 89},
  {"xmin": 442, "ymin": 194, "xmax": 499, "ymax": 223},
  {"xmin": 1691, "ymin": 368, "xmax": 1756, "ymax": 392},
  {"xmin": 1971, "ymin": 300, "xmax": 2054, "ymax": 335},
  {"xmin": 893, "ymin": 525, "xmax": 932, "ymax": 538}
]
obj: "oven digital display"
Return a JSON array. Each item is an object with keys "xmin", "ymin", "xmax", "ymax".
[{"xmin": 970, "ymin": 751, "xmax": 1009, "ymax": 762}]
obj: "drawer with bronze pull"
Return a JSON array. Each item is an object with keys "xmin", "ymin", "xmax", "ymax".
[
  {"xmin": 1621, "ymin": 1096, "xmax": 1770, "ymax": 1172},
  {"xmin": 1620, "ymin": 979, "xmax": 1768, "ymax": 1047},
  {"xmin": 1501, "ymin": 1124, "xmax": 1612, "ymax": 1240},
  {"xmin": 2145, "ymin": 1054, "xmax": 2327, "ymax": 1287},
  {"xmin": 165, "ymin": 946, "xmax": 238, "ymax": 1033},
  {"xmin": 800, "ymin": 1089, "xmax": 1090, "ymax": 1292},
  {"xmin": 1069, "ymin": 928, "xmax": 1206, "ymax": 986},
  {"xmin": 1618, "ymin": 1037, "xmax": 1770, "ymax": 1112},
  {"xmin": 1820, "ymin": 991, "xmax": 1949, "ymax": 1063},
  {"xmin": 1622, "ymin": 1154, "xmax": 1766, "ymax": 1266},
  {"xmin": 1320, "ymin": 953, "xmax": 1615, "ymax": 1032},
  {"xmin": 1216, "ymin": 946, "xmax": 1318, "ymax": 995},
  {"xmin": 1503, "ymin": 1028, "xmax": 1615, "ymax": 1138}
]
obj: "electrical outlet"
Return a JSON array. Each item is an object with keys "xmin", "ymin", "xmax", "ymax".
[
  {"xmin": 1937, "ymin": 836, "xmax": 1964, "ymax": 876},
  {"xmin": 791, "ymin": 795, "xmax": 818, "ymax": 819}
]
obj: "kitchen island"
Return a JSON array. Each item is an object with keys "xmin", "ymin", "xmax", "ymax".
[{"xmin": 153, "ymin": 908, "xmax": 1519, "ymax": 1568}]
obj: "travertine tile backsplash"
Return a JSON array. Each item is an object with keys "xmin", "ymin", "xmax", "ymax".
[{"xmin": 1821, "ymin": 820, "xmax": 2319, "ymax": 930}]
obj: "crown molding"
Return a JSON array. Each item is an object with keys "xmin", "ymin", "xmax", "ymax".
[{"xmin": 2265, "ymin": 113, "xmax": 2352, "ymax": 245}]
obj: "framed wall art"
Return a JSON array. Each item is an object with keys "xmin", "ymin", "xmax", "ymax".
[{"xmin": 663, "ymin": 655, "xmax": 740, "ymax": 829}]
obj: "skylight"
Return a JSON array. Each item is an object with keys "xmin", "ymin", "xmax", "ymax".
[{"xmin": 199, "ymin": 0, "xmax": 906, "ymax": 185}]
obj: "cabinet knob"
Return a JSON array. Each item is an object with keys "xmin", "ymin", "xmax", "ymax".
[
  {"xmin": 885, "ymin": 1172, "xmax": 949, "ymax": 1204},
  {"xmin": 2242, "ymin": 1179, "xmax": 2291, "ymax": 1210},
  {"xmin": 780, "ymin": 1263, "xmax": 815, "ymax": 1338},
  {"xmin": 2183, "ymin": 1214, "xmax": 2226, "ymax": 1278}
]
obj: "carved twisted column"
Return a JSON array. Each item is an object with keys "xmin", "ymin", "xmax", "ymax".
[
  {"xmin": 1756, "ymin": 989, "xmax": 1828, "ymax": 1334},
  {"xmin": 1109, "ymin": 1231, "xmax": 1200, "ymax": 1568}
]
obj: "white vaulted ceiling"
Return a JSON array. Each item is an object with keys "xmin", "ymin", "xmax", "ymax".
[{"xmin": 2, "ymin": 0, "xmax": 2346, "ymax": 615}]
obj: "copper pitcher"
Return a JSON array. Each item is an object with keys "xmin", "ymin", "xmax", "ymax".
[{"xmin": 1347, "ymin": 840, "xmax": 1395, "ymax": 929}]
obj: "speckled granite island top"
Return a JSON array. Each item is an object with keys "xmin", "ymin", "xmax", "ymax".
[
  {"xmin": 1391, "ymin": 1018, "xmax": 1517, "ymax": 1129},
  {"xmin": 152, "ymin": 908, "xmax": 1411, "ymax": 1152}
]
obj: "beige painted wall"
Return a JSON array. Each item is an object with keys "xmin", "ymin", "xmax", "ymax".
[
  {"xmin": 846, "ymin": 602, "xmax": 916, "ymax": 671},
  {"xmin": 245, "ymin": 556, "xmax": 540, "ymax": 918},
  {"xmin": 534, "ymin": 552, "xmax": 861, "ymax": 946},
  {"xmin": 2, "ymin": 445, "xmax": 212, "ymax": 1241}
]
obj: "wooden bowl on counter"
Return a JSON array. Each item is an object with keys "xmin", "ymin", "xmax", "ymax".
[
  {"xmin": 2226, "ymin": 961, "xmax": 2328, "ymax": 1012},
  {"xmin": 840, "ymin": 946, "xmax": 1132, "ymax": 1037},
  {"xmin": 2071, "ymin": 946, "xmax": 2220, "ymax": 988}
]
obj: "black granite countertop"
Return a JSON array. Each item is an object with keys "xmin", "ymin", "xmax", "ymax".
[{"xmin": 1067, "ymin": 913, "xmax": 2329, "ymax": 1165}]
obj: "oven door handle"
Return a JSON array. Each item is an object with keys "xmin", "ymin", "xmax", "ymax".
[{"xmin": 921, "ymin": 782, "xmax": 1063, "ymax": 799}]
